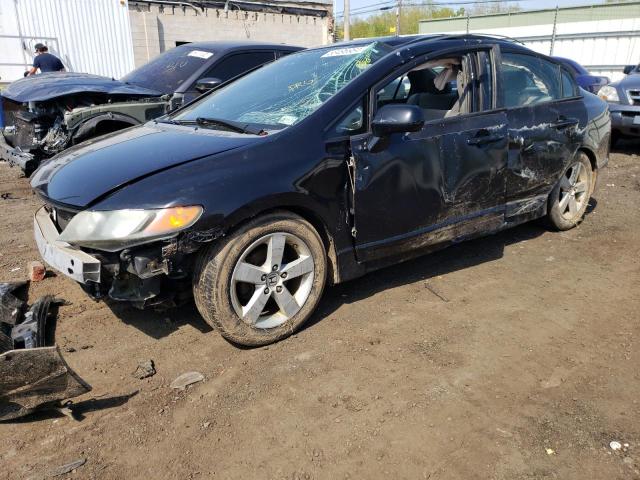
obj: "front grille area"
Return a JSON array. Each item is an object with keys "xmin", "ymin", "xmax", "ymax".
[
  {"xmin": 628, "ymin": 89, "xmax": 640, "ymax": 106},
  {"xmin": 2, "ymin": 99, "xmax": 37, "ymax": 149}
]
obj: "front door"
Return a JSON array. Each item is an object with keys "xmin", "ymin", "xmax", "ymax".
[{"xmin": 350, "ymin": 49, "xmax": 509, "ymax": 263}]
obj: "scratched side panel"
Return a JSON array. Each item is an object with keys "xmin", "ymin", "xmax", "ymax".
[{"xmin": 505, "ymin": 99, "xmax": 587, "ymax": 206}]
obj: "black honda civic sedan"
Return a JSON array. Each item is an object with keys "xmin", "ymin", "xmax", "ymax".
[{"xmin": 31, "ymin": 35, "xmax": 610, "ymax": 346}]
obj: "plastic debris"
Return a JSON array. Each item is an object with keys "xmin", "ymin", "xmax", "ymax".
[
  {"xmin": 610, "ymin": 441, "xmax": 623, "ymax": 451},
  {"xmin": 0, "ymin": 284, "xmax": 90, "ymax": 421},
  {"xmin": 545, "ymin": 448, "xmax": 555, "ymax": 455},
  {"xmin": 0, "ymin": 346, "xmax": 91, "ymax": 421},
  {"xmin": 132, "ymin": 360, "xmax": 156, "ymax": 379},
  {"xmin": 170, "ymin": 371, "xmax": 205, "ymax": 390},
  {"xmin": 49, "ymin": 458, "xmax": 87, "ymax": 477}
]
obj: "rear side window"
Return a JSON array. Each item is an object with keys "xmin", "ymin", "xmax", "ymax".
[
  {"xmin": 202, "ymin": 51, "xmax": 276, "ymax": 83},
  {"xmin": 501, "ymin": 52, "xmax": 561, "ymax": 108},
  {"xmin": 561, "ymin": 68, "xmax": 578, "ymax": 97}
]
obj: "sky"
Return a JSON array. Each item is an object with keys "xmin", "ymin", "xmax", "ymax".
[{"xmin": 335, "ymin": 0, "xmax": 609, "ymax": 18}]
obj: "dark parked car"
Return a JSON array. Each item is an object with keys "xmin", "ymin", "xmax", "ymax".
[
  {"xmin": 598, "ymin": 63, "xmax": 640, "ymax": 144},
  {"xmin": 552, "ymin": 56, "xmax": 609, "ymax": 94},
  {"xmin": 31, "ymin": 35, "xmax": 610, "ymax": 346},
  {"xmin": 1, "ymin": 41, "xmax": 301, "ymax": 174}
]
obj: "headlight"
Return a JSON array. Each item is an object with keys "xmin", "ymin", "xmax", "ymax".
[
  {"xmin": 57, "ymin": 206, "xmax": 203, "ymax": 251},
  {"xmin": 598, "ymin": 85, "xmax": 619, "ymax": 102}
]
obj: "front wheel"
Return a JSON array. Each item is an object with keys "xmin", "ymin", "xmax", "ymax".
[
  {"xmin": 193, "ymin": 211, "xmax": 327, "ymax": 346},
  {"xmin": 547, "ymin": 153, "xmax": 593, "ymax": 230}
]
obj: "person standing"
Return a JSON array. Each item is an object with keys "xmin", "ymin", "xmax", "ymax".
[{"xmin": 27, "ymin": 43, "xmax": 65, "ymax": 75}]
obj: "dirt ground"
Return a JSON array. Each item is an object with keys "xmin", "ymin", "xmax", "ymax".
[{"xmin": 0, "ymin": 143, "xmax": 639, "ymax": 480}]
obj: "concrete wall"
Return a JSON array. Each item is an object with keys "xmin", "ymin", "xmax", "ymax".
[{"xmin": 129, "ymin": 4, "xmax": 331, "ymax": 67}]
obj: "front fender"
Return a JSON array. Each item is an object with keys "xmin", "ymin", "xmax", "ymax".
[{"xmin": 72, "ymin": 112, "xmax": 141, "ymax": 143}]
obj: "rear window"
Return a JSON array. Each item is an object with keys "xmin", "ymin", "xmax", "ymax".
[{"xmin": 122, "ymin": 47, "xmax": 214, "ymax": 94}]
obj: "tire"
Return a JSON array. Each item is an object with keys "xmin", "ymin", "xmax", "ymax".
[
  {"xmin": 546, "ymin": 153, "xmax": 593, "ymax": 231},
  {"xmin": 193, "ymin": 211, "xmax": 327, "ymax": 347}
]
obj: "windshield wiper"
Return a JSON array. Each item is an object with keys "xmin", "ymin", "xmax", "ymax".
[{"xmin": 195, "ymin": 117, "xmax": 265, "ymax": 135}]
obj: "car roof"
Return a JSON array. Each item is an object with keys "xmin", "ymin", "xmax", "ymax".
[
  {"xmin": 312, "ymin": 34, "xmax": 534, "ymax": 54},
  {"xmin": 174, "ymin": 41, "xmax": 304, "ymax": 54}
]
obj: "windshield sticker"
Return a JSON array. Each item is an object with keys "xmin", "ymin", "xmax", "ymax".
[
  {"xmin": 288, "ymin": 78, "xmax": 316, "ymax": 93},
  {"xmin": 356, "ymin": 50, "xmax": 374, "ymax": 69},
  {"xmin": 188, "ymin": 50, "xmax": 213, "ymax": 60},
  {"xmin": 321, "ymin": 46, "xmax": 367, "ymax": 58}
]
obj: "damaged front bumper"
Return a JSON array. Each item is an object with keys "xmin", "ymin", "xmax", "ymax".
[
  {"xmin": 609, "ymin": 103, "xmax": 640, "ymax": 137},
  {"xmin": 34, "ymin": 206, "xmax": 101, "ymax": 284},
  {"xmin": 0, "ymin": 133, "xmax": 37, "ymax": 173},
  {"xmin": 34, "ymin": 206, "xmax": 199, "ymax": 307}
]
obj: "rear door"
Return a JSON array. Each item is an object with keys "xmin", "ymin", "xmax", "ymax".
[
  {"xmin": 350, "ymin": 47, "xmax": 509, "ymax": 263},
  {"xmin": 500, "ymin": 51, "xmax": 587, "ymax": 221}
]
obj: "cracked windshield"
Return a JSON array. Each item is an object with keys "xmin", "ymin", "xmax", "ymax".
[{"xmin": 173, "ymin": 42, "xmax": 391, "ymax": 130}]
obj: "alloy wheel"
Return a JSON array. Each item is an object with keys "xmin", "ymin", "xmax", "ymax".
[
  {"xmin": 230, "ymin": 232, "xmax": 315, "ymax": 329},
  {"xmin": 557, "ymin": 162, "xmax": 589, "ymax": 221}
]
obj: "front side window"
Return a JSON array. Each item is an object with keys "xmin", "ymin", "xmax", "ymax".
[
  {"xmin": 501, "ymin": 52, "xmax": 561, "ymax": 108},
  {"xmin": 373, "ymin": 53, "xmax": 484, "ymax": 121},
  {"xmin": 331, "ymin": 99, "xmax": 365, "ymax": 135},
  {"xmin": 377, "ymin": 76, "xmax": 411, "ymax": 104},
  {"xmin": 173, "ymin": 42, "xmax": 392, "ymax": 130}
]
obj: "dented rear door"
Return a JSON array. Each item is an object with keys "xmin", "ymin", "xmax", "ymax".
[{"xmin": 500, "ymin": 51, "xmax": 587, "ymax": 219}]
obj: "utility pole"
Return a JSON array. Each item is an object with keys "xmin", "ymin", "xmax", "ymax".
[
  {"xmin": 344, "ymin": 0, "xmax": 350, "ymax": 41},
  {"xmin": 549, "ymin": 5, "xmax": 559, "ymax": 55},
  {"xmin": 395, "ymin": 0, "xmax": 402, "ymax": 37}
]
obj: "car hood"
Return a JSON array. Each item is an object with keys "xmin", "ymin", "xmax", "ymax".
[
  {"xmin": 2, "ymin": 72, "xmax": 161, "ymax": 103},
  {"xmin": 31, "ymin": 123, "xmax": 258, "ymax": 208},
  {"xmin": 614, "ymin": 73, "xmax": 640, "ymax": 89}
]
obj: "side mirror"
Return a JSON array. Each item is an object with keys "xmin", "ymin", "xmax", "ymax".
[
  {"xmin": 371, "ymin": 104, "xmax": 425, "ymax": 137},
  {"xmin": 623, "ymin": 65, "xmax": 635, "ymax": 75},
  {"xmin": 195, "ymin": 77, "xmax": 223, "ymax": 93}
]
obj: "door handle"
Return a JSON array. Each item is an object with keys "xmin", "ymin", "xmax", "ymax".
[
  {"xmin": 467, "ymin": 132, "xmax": 505, "ymax": 146},
  {"xmin": 551, "ymin": 117, "xmax": 578, "ymax": 130}
]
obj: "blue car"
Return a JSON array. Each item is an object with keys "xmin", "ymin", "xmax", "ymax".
[{"xmin": 553, "ymin": 56, "xmax": 609, "ymax": 94}]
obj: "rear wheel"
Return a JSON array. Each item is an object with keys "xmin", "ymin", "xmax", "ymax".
[
  {"xmin": 193, "ymin": 211, "xmax": 327, "ymax": 346},
  {"xmin": 547, "ymin": 153, "xmax": 593, "ymax": 230}
]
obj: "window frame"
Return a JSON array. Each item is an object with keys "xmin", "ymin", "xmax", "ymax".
[
  {"xmin": 324, "ymin": 95, "xmax": 368, "ymax": 139},
  {"xmin": 498, "ymin": 49, "xmax": 581, "ymax": 110},
  {"xmin": 367, "ymin": 44, "xmax": 499, "ymax": 131}
]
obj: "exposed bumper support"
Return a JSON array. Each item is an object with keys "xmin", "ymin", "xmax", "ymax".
[
  {"xmin": 0, "ymin": 133, "xmax": 36, "ymax": 172},
  {"xmin": 34, "ymin": 206, "xmax": 101, "ymax": 284},
  {"xmin": 609, "ymin": 103, "xmax": 640, "ymax": 137}
]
